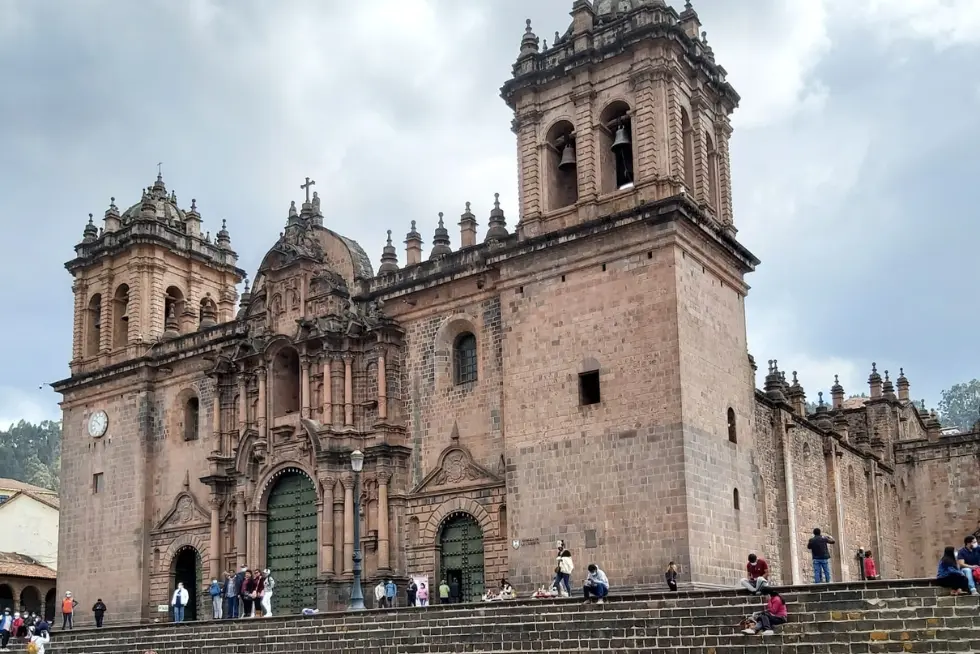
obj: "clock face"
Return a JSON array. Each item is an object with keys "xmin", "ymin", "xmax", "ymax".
[{"xmin": 88, "ymin": 411, "xmax": 108, "ymax": 438}]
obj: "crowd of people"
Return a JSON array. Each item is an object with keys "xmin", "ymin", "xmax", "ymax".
[{"xmin": 0, "ymin": 607, "xmax": 51, "ymax": 653}]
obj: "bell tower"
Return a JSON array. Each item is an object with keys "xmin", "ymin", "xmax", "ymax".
[
  {"xmin": 66, "ymin": 173, "xmax": 245, "ymax": 374},
  {"xmin": 500, "ymin": 0, "xmax": 738, "ymax": 239}
]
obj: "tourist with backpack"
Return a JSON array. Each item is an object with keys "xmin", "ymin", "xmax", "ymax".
[
  {"xmin": 208, "ymin": 578, "xmax": 222, "ymax": 619},
  {"xmin": 26, "ymin": 620, "xmax": 48, "ymax": 654}
]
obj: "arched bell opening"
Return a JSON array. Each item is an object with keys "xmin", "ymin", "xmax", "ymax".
[
  {"xmin": 545, "ymin": 120, "xmax": 578, "ymax": 211},
  {"xmin": 599, "ymin": 101, "xmax": 634, "ymax": 193}
]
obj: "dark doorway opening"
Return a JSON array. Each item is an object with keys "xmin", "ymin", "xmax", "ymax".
[
  {"xmin": 44, "ymin": 589, "xmax": 56, "ymax": 621},
  {"xmin": 0, "ymin": 585, "xmax": 12, "ymax": 613},
  {"xmin": 173, "ymin": 547, "xmax": 200, "ymax": 621}
]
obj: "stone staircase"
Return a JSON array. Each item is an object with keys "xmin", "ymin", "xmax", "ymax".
[{"xmin": 26, "ymin": 579, "xmax": 980, "ymax": 653}]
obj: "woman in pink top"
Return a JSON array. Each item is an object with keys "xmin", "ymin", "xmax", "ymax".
[
  {"xmin": 742, "ymin": 588, "xmax": 787, "ymax": 636},
  {"xmin": 416, "ymin": 582, "xmax": 429, "ymax": 606}
]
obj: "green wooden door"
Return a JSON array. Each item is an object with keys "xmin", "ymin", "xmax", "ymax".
[
  {"xmin": 439, "ymin": 514, "xmax": 485, "ymax": 602},
  {"xmin": 266, "ymin": 472, "xmax": 318, "ymax": 615}
]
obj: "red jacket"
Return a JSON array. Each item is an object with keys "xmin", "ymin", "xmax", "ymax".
[
  {"xmin": 864, "ymin": 557, "xmax": 877, "ymax": 579},
  {"xmin": 747, "ymin": 558, "xmax": 769, "ymax": 580},
  {"xmin": 766, "ymin": 595, "xmax": 787, "ymax": 619}
]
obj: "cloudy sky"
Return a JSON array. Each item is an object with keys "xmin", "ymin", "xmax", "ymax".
[{"xmin": 1, "ymin": 0, "xmax": 977, "ymax": 428}]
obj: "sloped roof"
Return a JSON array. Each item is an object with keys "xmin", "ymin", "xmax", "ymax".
[
  {"xmin": 0, "ymin": 479, "xmax": 59, "ymax": 511},
  {"xmin": 0, "ymin": 552, "xmax": 56, "ymax": 580},
  {"xmin": 0, "ymin": 478, "xmax": 55, "ymax": 495}
]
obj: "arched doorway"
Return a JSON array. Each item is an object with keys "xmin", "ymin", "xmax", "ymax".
[
  {"xmin": 20, "ymin": 586, "xmax": 41, "ymax": 615},
  {"xmin": 438, "ymin": 512, "xmax": 485, "ymax": 602},
  {"xmin": 44, "ymin": 589, "xmax": 56, "ymax": 621},
  {"xmin": 265, "ymin": 471, "xmax": 318, "ymax": 615},
  {"xmin": 0, "ymin": 585, "xmax": 13, "ymax": 613},
  {"xmin": 172, "ymin": 546, "xmax": 201, "ymax": 621}
]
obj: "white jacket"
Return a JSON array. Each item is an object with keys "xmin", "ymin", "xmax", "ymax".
[
  {"xmin": 374, "ymin": 584, "xmax": 385, "ymax": 601},
  {"xmin": 171, "ymin": 587, "xmax": 190, "ymax": 606},
  {"xmin": 30, "ymin": 632, "xmax": 50, "ymax": 654},
  {"xmin": 557, "ymin": 556, "xmax": 574, "ymax": 575}
]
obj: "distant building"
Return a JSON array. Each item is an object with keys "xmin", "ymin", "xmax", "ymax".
[{"xmin": 0, "ymin": 479, "xmax": 59, "ymax": 620}]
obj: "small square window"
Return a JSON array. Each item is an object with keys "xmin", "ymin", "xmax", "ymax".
[
  {"xmin": 579, "ymin": 371, "xmax": 601, "ymax": 406},
  {"xmin": 92, "ymin": 473, "xmax": 104, "ymax": 494}
]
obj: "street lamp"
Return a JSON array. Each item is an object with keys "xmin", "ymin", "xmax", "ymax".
[{"xmin": 347, "ymin": 449, "xmax": 366, "ymax": 611}]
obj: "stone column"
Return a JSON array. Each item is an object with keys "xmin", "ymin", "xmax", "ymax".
[
  {"xmin": 377, "ymin": 469, "xmax": 391, "ymax": 571},
  {"xmin": 211, "ymin": 381, "xmax": 222, "ymax": 450},
  {"xmin": 256, "ymin": 366, "xmax": 267, "ymax": 440},
  {"xmin": 235, "ymin": 492, "xmax": 247, "ymax": 567},
  {"xmin": 209, "ymin": 493, "xmax": 222, "ymax": 579},
  {"xmin": 781, "ymin": 420, "xmax": 801, "ymax": 584},
  {"xmin": 333, "ymin": 491, "xmax": 344, "ymax": 577},
  {"xmin": 377, "ymin": 355, "xmax": 388, "ymax": 421},
  {"xmin": 343, "ymin": 354, "xmax": 354, "ymax": 427},
  {"xmin": 321, "ymin": 357, "xmax": 332, "ymax": 424},
  {"xmin": 301, "ymin": 356, "xmax": 311, "ymax": 419},
  {"xmin": 320, "ymin": 476, "xmax": 335, "ymax": 576},
  {"xmin": 825, "ymin": 442, "xmax": 848, "ymax": 581},
  {"xmin": 237, "ymin": 372, "xmax": 247, "ymax": 433},
  {"xmin": 868, "ymin": 461, "xmax": 884, "ymax": 579},
  {"xmin": 342, "ymin": 472, "xmax": 354, "ymax": 575}
]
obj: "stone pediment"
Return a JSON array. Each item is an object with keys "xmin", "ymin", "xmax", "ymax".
[
  {"xmin": 153, "ymin": 491, "xmax": 210, "ymax": 533},
  {"xmin": 412, "ymin": 445, "xmax": 503, "ymax": 494}
]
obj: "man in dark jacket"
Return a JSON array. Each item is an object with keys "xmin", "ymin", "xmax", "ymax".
[
  {"xmin": 807, "ymin": 528, "xmax": 836, "ymax": 583},
  {"xmin": 449, "ymin": 579, "xmax": 461, "ymax": 603}
]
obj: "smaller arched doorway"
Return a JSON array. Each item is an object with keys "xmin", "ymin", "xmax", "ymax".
[
  {"xmin": 172, "ymin": 546, "xmax": 201, "ymax": 621},
  {"xmin": 20, "ymin": 586, "xmax": 41, "ymax": 615},
  {"xmin": 438, "ymin": 512, "xmax": 485, "ymax": 602},
  {"xmin": 0, "ymin": 585, "xmax": 13, "ymax": 613},
  {"xmin": 44, "ymin": 589, "xmax": 56, "ymax": 621}
]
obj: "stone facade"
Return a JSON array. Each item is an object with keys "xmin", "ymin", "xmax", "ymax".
[{"xmin": 52, "ymin": 0, "xmax": 972, "ymax": 626}]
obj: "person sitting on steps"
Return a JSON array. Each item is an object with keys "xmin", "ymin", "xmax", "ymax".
[
  {"xmin": 741, "ymin": 588, "xmax": 787, "ymax": 636},
  {"xmin": 937, "ymin": 546, "xmax": 972, "ymax": 595},
  {"xmin": 583, "ymin": 564, "xmax": 609, "ymax": 604},
  {"xmin": 740, "ymin": 553, "xmax": 769, "ymax": 594}
]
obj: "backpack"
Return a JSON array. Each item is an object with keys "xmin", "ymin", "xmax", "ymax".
[
  {"xmin": 26, "ymin": 641, "xmax": 39, "ymax": 654},
  {"xmin": 265, "ymin": 576, "xmax": 275, "ymax": 591}
]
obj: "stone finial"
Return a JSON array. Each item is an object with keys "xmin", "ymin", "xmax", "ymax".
[
  {"xmin": 430, "ymin": 212, "xmax": 452, "ymax": 259},
  {"xmin": 764, "ymin": 359, "xmax": 787, "ymax": 405},
  {"xmin": 103, "ymin": 196, "xmax": 121, "ymax": 233},
  {"xmin": 184, "ymin": 196, "xmax": 202, "ymax": 238},
  {"xmin": 378, "ymin": 229, "xmax": 399, "ymax": 274},
  {"xmin": 896, "ymin": 367, "xmax": 910, "ymax": 402},
  {"xmin": 216, "ymin": 218, "xmax": 231, "ymax": 248},
  {"xmin": 199, "ymin": 293, "xmax": 218, "ymax": 330},
  {"xmin": 405, "ymin": 220, "xmax": 423, "ymax": 266},
  {"xmin": 787, "ymin": 370, "xmax": 806, "ymax": 415},
  {"xmin": 868, "ymin": 362, "xmax": 883, "ymax": 399},
  {"xmin": 82, "ymin": 213, "xmax": 99, "ymax": 242},
  {"xmin": 459, "ymin": 201, "xmax": 478, "ymax": 248},
  {"xmin": 830, "ymin": 373, "xmax": 845, "ymax": 410},
  {"xmin": 485, "ymin": 193, "xmax": 509, "ymax": 241},
  {"xmin": 519, "ymin": 18, "xmax": 540, "ymax": 57},
  {"xmin": 163, "ymin": 304, "xmax": 180, "ymax": 340},
  {"xmin": 882, "ymin": 370, "xmax": 896, "ymax": 399}
]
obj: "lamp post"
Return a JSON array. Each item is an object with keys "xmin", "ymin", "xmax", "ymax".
[{"xmin": 347, "ymin": 449, "xmax": 366, "ymax": 611}]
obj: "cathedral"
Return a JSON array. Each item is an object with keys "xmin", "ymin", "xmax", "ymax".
[{"xmin": 54, "ymin": 0, "xmax": 969, "ymax": 624}]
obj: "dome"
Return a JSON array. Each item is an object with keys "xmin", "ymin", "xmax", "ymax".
[{"xmin": 120, "ymin": 174, "xmax": 187, "ymax": 225}]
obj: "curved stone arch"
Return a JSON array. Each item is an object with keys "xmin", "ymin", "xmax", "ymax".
[
  {"xmin": 540, "ymin": 114, "xmax": 577, "ymax": 146},
  {"xmin": 422, "ymin": 497, "xmax": 495, "ymax": 543},
  {"xmin": 433, "ymin": 313, "xmax": 481, "ymax": 390},
  {"xmin": 597, "ymin": 97, "xmax": 633, "ymax": 125},
  {"xmin": 163, "ymin": 534, "xmax": 209, "ymax": 572},
  {"xmin": 172, "ymin": 386, "xmax": 201, "ymax": 442},
  {"xmin": 233, "ymin": 429, "xmax": 259, "ymax": 475},
  {"xmin": 262, "ymin": 335, "xmax": 297, "ymax": 360},
  {"xmin": 252, "ymin": 461, "xmax": 319, "ymax": 512}
]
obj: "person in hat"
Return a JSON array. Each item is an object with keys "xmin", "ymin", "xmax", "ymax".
[
  {"xmin": 61, "ymin": 592, "xmax": 78, "ymax": 630},
  {"xmin": 0, "ymin": 607, "xmax": 13, "ymax": 650}
]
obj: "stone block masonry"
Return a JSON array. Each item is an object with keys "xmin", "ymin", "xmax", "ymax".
[{"xmin": 48, "ymin": 580, "xmax": 980, "ymax": 653}]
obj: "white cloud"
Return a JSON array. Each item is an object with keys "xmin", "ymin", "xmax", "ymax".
[
  {"xmin": 849, "ymin": 0, "xmax": 980, "ymax": 46},
  {"xmin": 0, "ymin": 386, "xmax": 59, "ymax": 430}
]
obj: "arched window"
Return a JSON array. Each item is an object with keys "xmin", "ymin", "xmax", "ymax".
[
  {"xmin": 599, "ymin": 101, "xmax": 634, "ymax": 193},
  {"xmin": 165, "ymin": 286, "xmax": 185, "ymax": 333},
  {"xmin": 183, "ymin": 396, "xmax": 200, "ymax": 441},
  {"xmin": 545, "ymin": 120, "xmax": 578, "ymax": 211},
  {"xmin": 272, "ymin": 347, "xmax": 301, "ymax": 416},
  {"xmin": 733, "ymin": 488, "xmax": 740, "ymax": 511},
  {"xmin": 112, "ymin": 284, "xmax": 129, "ymax": 349},
  {"xmin": 498, "ymin": 504, "xmax": 508, "ymax": 540},
  {"xmin": 681, "ymin": 108, "xmax": 695, "ymax": 192},
  {"xmin": 727, "ymin": 407, "xmax": 737, "ymax": 443},
  {"xmin": 706, "ymin": 131, "xmax": 721, "ymax": 211},
  {"xmin": 453, "ymin": 333, "xmax": 478, "ymax": 385},
  {"xmin": 86, "ymin": 293, "xmax": 102, "ymax": 356}
]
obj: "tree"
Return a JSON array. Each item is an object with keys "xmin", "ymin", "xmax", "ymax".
[
  {"xmin": 938, "ymin": 379, "xmax": 980, "ymax": 431},
  {"xmin": 0, "ymin": 420, "xmax": 61, "ymax": 491}
]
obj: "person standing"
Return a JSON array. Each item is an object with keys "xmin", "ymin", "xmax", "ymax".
[
  {"xmin": 416, "ymin": 582, "xmax": 429, "ymax": 607},
  {"xmin": 224, "ymin": 572, "xmax": 239, "ymax": 619},
  {"xmin": 171, "ymin": 582, "xmax": 189, "ymax": 623},
  {"xmin": 449, "ymin": 578, "xmax": 460, "ymax": 603},
  {"xmin": 384, "ymin": 579, "xmax": 397, "ymax": 608},
  {"xmin": 91, "ymin": 599, "xmax": 107, "ymax": 628},
  {"xmin": 208, "ymin": 579, "xmax": 222, "ymax": 620},
  {"xmin": 239, "ymin": 571, "xmax": 255, "ymax": 618},
  {"xmin": 556, "ymin": 549, "xmax": 574, "ymax": 597},
  {"xmin": 374, "ymin": 581, "xmax": 386, "ymax": 609},
  {"xmin": 438, "ymin": 579, "xmax": 450, "ymax": 604},
  {"xmin": 740, "ymin": 553, "xmax": 769, "ymax": 594},
  {"xmin": 234, "ymin": 566, "xmax": 248, "ymax": 617},
  {"xmin": 0, "ymin": 607, "xmax": 13, "ymax": 650},
  {"xmin": 60, "ymin": 592, "xmax": 77, "ymax": 630},
  {"xmin": 406, "ymin": 578, "xmax": 418, "ymax": 607},
  {"xmin": 27, "ymin": 621, "xmax": 49, "ymax": 654},
  {"xmin": 665, "ymin": 562, "xmax": 678, "ymax": 592},
  {"xmin": 261, "ymin": 570, "xmax": 275, "ymax": 617},
  {"xmin": 807, "ymin": 528, "xmax": 836, "ymax": 583},
  {"xmin": 863, "ymin": 551, "xmax": 879, "ymax": 581}
]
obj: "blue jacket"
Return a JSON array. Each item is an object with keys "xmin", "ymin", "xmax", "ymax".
[
  {"xmin": 938, "ymin": 560, "xmax": 961, "ymax": 579},
  {"xmin": 209, "ymin": 581, "xmax": 222, "ymax": 597},
  {"xmin": 385, "ymin": 581, "xmax": 396, "ymax": 598}
]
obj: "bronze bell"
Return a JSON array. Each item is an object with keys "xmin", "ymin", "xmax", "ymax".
[
  {"xmin": 558, "ymin": 143, "xmax": 577, "ymax": 170},
  {"xmin": 611, "ymin": 125, "xmax": 631, "ymax": 151},
  {"xmin": 120, "ymin": 303, "xmax": 129, "ymax": 321}
]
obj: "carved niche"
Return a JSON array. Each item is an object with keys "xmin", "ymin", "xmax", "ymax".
[
  {"xmin": 154, "ymin": 491, "xmax": 211, "ymax": 533},
  {"xmin": 412, "ymin": 444, "xmax": 503, "ymax": 494}
]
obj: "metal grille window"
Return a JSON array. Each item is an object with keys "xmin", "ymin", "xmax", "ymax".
[{"xmin": 454, "ymin": 333, "xmax": 478, "ymax": 385}]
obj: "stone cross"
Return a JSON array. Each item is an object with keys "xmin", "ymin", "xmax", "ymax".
[{"xmin": 301, "ymin": 177, "xmax": 316, "ymax": 203}]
